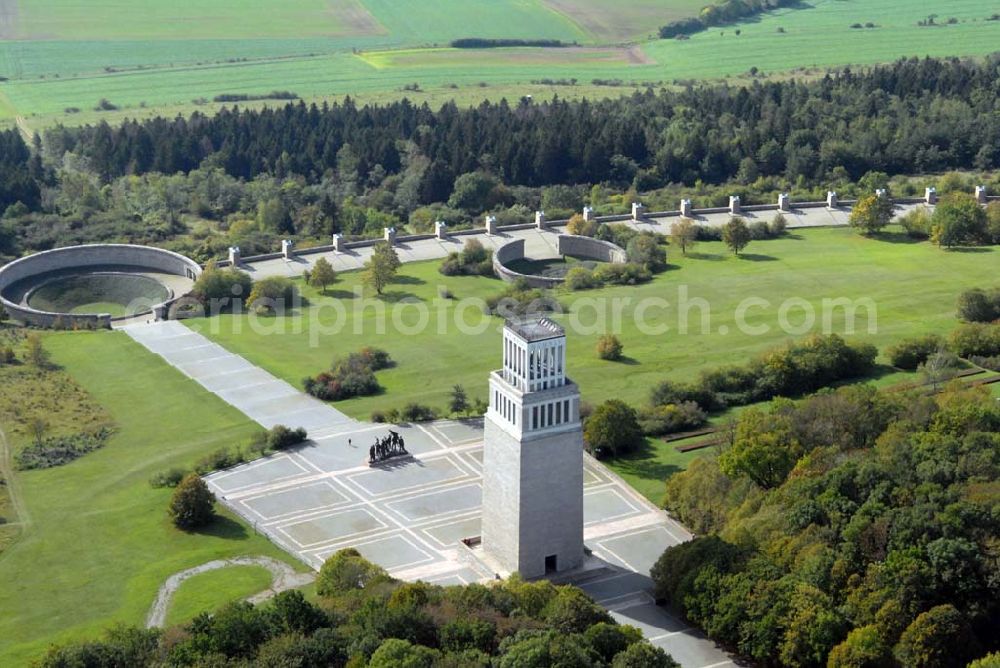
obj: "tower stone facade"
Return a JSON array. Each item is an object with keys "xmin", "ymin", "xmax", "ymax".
[{"xmin": 481, "ymin": 317, "xmax": 584, "ymax": 578}]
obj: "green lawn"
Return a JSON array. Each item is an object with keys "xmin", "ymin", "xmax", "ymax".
[
  {"xmin": 606, "ymin": 439, "xmax": 707, "ymax": 504},
  {"xmin": 3, "ymin": 0, "xmax": 999, "ymax": 126},
  {"xmin": 188, "ymin": 226, "xmax": 995, "ymax": 419},
  {"xmin": 0, "ymin": 331, "xmax": 304, "ymax": 666},
  {"xmin": 165, "ymin": 565, "xmax": 274, "ymax": 627}
]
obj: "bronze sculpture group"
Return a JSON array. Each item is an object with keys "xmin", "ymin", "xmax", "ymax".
[{"xmin": 369, "ymin": 429, "xmax": 407, "ymax": 464}]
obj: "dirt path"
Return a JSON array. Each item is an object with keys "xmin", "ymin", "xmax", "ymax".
[
  {"xmin": 0, "ymin": 424, "xmax": 29, "ymax": 533},
  {"xmin": 145, "ymin": 556, "xmax": 314, "ymax": 628}
]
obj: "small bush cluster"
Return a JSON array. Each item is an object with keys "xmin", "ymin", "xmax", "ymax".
[
  {"xmin": 950, "ymin": 323, "xmax": 1000, "ymax": 357},
  {"xmin": 639, "ymin": 402, "xmax": 708, "ymax": 436},
  {"xmin": 596, "ymin": 334, "xmax": 624, "ymax": 361},
  {"xmin": 886, "ymin": 334, "xmax": 944, "ymax": 370},
  {"xmin": 16, "ymin": 427, "xmax": 114, "ymax": 470},
  {"xmin": 149, "ymin": 467, "xmax": 186, "ymax": 489},
  {"xmin": 969, "ymin": 355, "xmax": 1000, "ymax": 371},
  {"xmin": 486, "ymin": 279, "xmax": 560, "ymax": 316},
  {"xmin": 304, "ymin": 347, "xmax": 392, "ymax": 401},
  {"xmin": 266, "ymin": 425, "xmax": 308, "ymax": 451},
  {"xmin": 439, "ymin": 239, "xmax": 494, "ymax": 276},
  {"xmin": 957, "ymin": 287, "xmax": 1000, "ymax": 323},
  {"xmin": 247, "ymin": 275, "xmax": 299, "ymax": 314},
  {"xmin": 371, "ymin": 402, "xmax": 439, "ymax": 424},
  {"xmin": 191, "ymin": 260, "xmax": 254, "ymax": 310},
  {"xmin": 649, "ymin": 335, "xmax": 877, "ymax": 414},
  {"xmin": 564, "ymin": 262, "xmax": 652, "ymax": 291},
  {"xmin": 899, "ymin": 207, "xmax": 933, "ymax": 238}
]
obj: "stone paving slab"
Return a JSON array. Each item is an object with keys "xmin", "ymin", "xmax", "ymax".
[{"xmin": 122, "ymin": 321, "xmax": 354, "ymax": 430}]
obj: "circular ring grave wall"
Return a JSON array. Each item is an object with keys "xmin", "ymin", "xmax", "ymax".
[
  {"xmin": 0, "ymin": 244, "xmax": 201, "ymax": 328},
  {"xmin": 493, "ymin": 234, "xmax": 628, "ymax": 288}
]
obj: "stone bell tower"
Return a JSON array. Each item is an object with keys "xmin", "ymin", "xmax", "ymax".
[{"xmin": 481, "ymin": 317, "xmax": 584, "ymax": 578}]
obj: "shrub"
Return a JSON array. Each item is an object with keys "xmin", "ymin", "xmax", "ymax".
[
  {"xmin": 592, "ymin": 263, "xmax": 651, "ymax": 285},
  {"xmin": 694, "ymin": 224, "xmax": 723, "ymax": 241},
  {"xmin": 748, "ymin": 220, "xmax": 770, "ymax": 240},
  {"xmin": 596, "ymin": 334, "xmax": 624, "ymax": 361},
  {"xmin": 595, "ymin": 223, "xmax": 639, "ymax": 248},
  {"xmin": 192, "ymin": 260, "xmax": 254, "ymax": 308},
  {"xmin": 886, "ymin": 334, "xmax": 944, "ymax": 370},
  {"xmin": 899, "ymin": 207, "xmax": 933, "ymax": 238},
  {"xmin": 266, "ymin": 425, "xmax": 308, "ymax": 451},
  {"xmin": 194, "ymin": 447, "xmax": 246, "ymax": 475},
  {"xmin": 566, "ymin": 213, "xmax": 597, "ymax": 237},
  {"xmin": 248, "ymin": 276, "xmax": 299, "ymax": 313},
  {"xmin": 649, "ymin": 380, "xmax": 720, "ymax": 412},
  {"xmin": 625, "ymin": 234, "xmax": 666, "ymax": 271},
  {"xmin": 439, "ymin": 239, "xmax": 494, "ymax": 276},
  {"xmin": 400, "ymin": 403, "xmax": 437, "ymax": 422},
  {"xmin": 15, "ymin": 428, "xmax": 113, "ymax": 470},
  {"xmin": 358, "ymin": 346, "xmax": 392, "ymax": 370},
  {"xmin": 768, "ymin": 213, "xmax": 787, "ymax": 237},
  {"xmin": 931, "ymin": 193, "xmax": 989, "ymax": 247},
  {"xmin": 168, "ymin": 473, "xmax": 215, "ymax": 529},
  {"xmin": 639, "ymin": 402, "xmax": 708, "ymax": 436},
  {"xmin": 304, "ymin": 348, "xmax": 392, "ymax": 401},
  {"xmin": 584, "ymin": 399, "xmax": 643, "ymax": 458},
  {"xmin": 149, "ymin": 467, "xmax": 186, "ymax": 489},
  {"xmin": 950, "ymin": 323, "xmax": 1000, "ymax": 357},
  {"xmin": 316, "ymin": 548, "xmax": 389, "ymax": 596},
  {"xmin": 969, "ymin": 355, "xmax": 1000, "ymax": 372},
  {"xmin": 986, "ymin": 201, "xmax": 1000, "ymax": 244},
  {"xmin": 957, "ymin": 288, "xmax": 1000, "ymax": 323},
  {"xmin": 565, "ymin": 266, "xmax": 600, "ymax": 291},
  {"xmin": 485, "ymin": 279, "xmax": 560, "ymax": 317}
]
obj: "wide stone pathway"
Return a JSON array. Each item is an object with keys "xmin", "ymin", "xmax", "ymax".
[{"xmin": 120, "ymin": 320, "xmax": 353, "ymax": 433}]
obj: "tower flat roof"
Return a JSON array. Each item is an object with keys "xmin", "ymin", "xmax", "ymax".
[{"xmin": 506, "ymin": 316, "xmax": 564, "ymax": 342}]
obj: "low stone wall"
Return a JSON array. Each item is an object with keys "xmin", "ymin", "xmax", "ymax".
[
  {"xmin": 0, "ymin": 244, "xmax": 201, "ymax": 328},
  {"xmin": 492, "ymin": 239, "xmax": 563, "ymax": 288}
]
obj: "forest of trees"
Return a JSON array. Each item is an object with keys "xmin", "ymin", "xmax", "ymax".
[
  {"xmin": 653, "ymin": 382, "xmax": 1000, "ymax": 667},
  {"xmin": 40, "ymin": 549, "xmax": 678, "ymax": 668},
  {"xmin": 46, "ymin": 56, "xmax": 1000, "ymax": 188},
  {"xmin": 2, "ymin": 56, "xmax": 1000, "ymax": 264}
]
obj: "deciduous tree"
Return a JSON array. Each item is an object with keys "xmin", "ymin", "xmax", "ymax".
[
  {"xmin": 722, "ymin": 216, "xmax": 751, "ymax": 255},
  {"xmin": 168, "ymin": 473, "xmax": 215, "ymax": 529},
  {"xmin": 363, "ymin": 242, "xmax": 400, "ymax": 295}
]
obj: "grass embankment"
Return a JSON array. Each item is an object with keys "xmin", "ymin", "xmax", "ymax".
[
  {"xmin": 187, "ymin": 226, "xmax": 998, "ymax": 500},
  {"xmin": 0, "ymin": 331, "xmax": 305, "ymax": 666}
]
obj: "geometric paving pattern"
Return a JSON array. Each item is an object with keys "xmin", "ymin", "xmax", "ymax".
[{"xmin": 123, "ymin": 320, "xmax": 735, "ymax": 667}]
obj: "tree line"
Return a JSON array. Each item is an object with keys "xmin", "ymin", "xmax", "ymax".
[{"xmin": 43, "ymin": 55, "xmax": 1000, "ymax": 192}]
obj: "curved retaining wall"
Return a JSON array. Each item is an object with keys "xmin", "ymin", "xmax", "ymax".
[
  {"xmin": 557, "ymin": 235, "xmax": 628, "ymax": 264},
  {"xmin": 493, "ymin": 235, "xmax": 628, "ymax": 288},
  {"xmin": 0, "ymin": 244, "xmax": 201, "ymax": 328}
]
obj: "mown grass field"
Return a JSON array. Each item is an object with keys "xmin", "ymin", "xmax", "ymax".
[
  {"xmin": 188, "ymin": 227, "xmax": 995, "ymax": 418},
  {"xmin": 1, "ymin": 0, "xmax": 998, "ymax": 126},
  {"xmin": 186, "ymin": 227, "xmax": 997, "ymax": 498},
  {"xmin": 0, "ymin": 331, "xmax": 305, "ymax": 666}
]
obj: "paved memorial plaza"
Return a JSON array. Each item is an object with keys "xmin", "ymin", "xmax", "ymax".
[{"xmin": 121, "ymin": 320, "xmax": 735, "ymax": 667}]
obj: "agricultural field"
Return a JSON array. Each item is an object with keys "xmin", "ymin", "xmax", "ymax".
[
  {"xmin": 0, "ymin": 331, "xmax": 305, "ymax": 667},
  {"xmin": 1, "ymin": 0, "xmax": 999, "ymax": 128}
]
